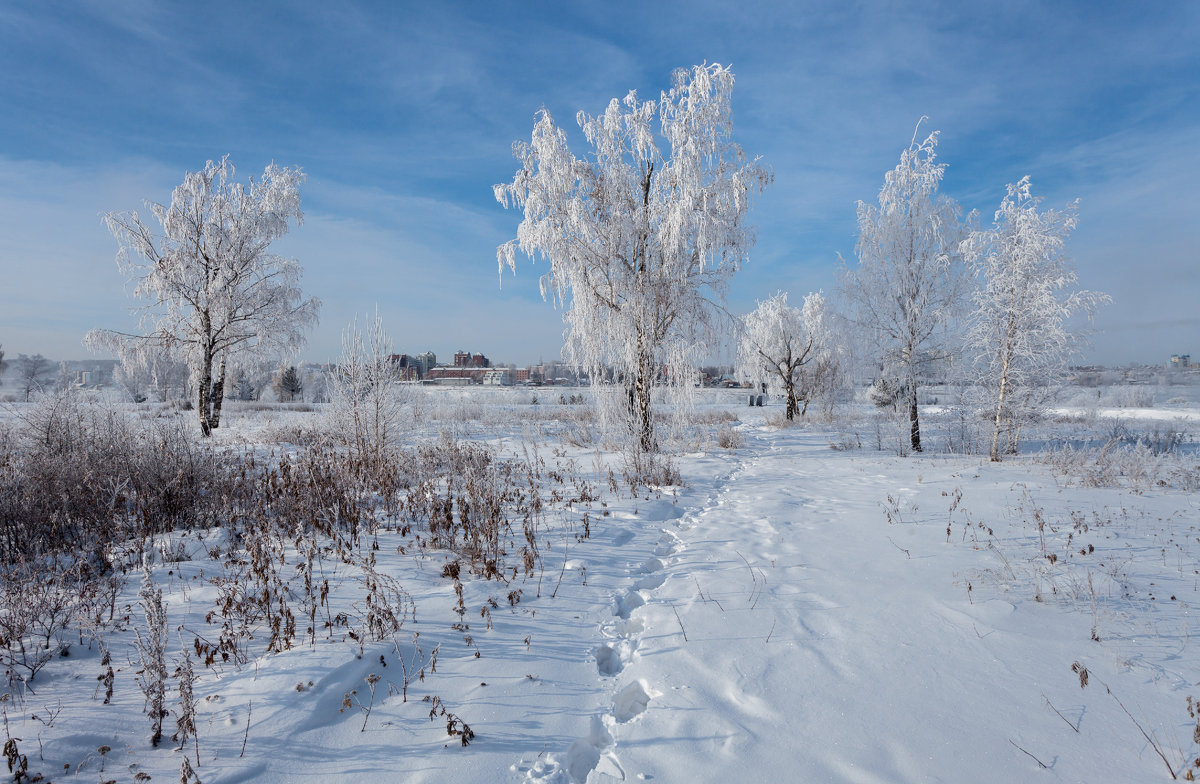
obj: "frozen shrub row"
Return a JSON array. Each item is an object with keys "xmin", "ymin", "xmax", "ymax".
[{"xmin": 0, "ymin": 392, "xmax": 245, "ymax": 564}]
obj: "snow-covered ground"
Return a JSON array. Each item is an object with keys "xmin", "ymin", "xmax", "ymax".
[{"xmin": 3, "ymin": 390, "xmax": 1200, "ymax": 782}]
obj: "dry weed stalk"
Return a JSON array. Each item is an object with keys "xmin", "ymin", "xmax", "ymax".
[
  {"xmin": 173, "ymin": 643, "xmax": 200, "ymax": 767},
  {"xmin": 135, "ymin": 564, "xmax": 169, "ymax": 747},
  {"xmin": 1072, "ymin": 661, "xmax": 1178, "ymax": 779}
]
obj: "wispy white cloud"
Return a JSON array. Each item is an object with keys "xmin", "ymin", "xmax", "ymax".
[
  {"xmin": 1, "ymin": 0, "xmax": 1196, "ymax": 365},
  {"xmin": 0, "ymin": 155, "xmax": 566, "ymax": 362}
]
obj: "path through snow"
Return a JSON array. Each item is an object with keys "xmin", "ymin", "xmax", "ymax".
[{"xmin": 521, "ymin": 422, "xmax": 1192, "ymax": 782}]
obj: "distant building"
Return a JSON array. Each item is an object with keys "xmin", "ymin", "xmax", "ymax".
[
  {"xmin": 416, "ymin": 352, "xmax": 436, "ymax": 375},
  {"xmin": 387, "ymin": 352, "xmax": 437, "ymax": 380},
  {"xmin": 426, "ymin": 367, "xmax": 489, "ymax": 384},
  {"xmin": 453, "ymin": 351, "xmax": 490, "ymax": 369},
  {"xmin": 1170, "ymin": 354, "xmax": 1191, "ymax": 368},
  {"xmin": 75, "ymin": 368, "xmax": 108, "ymax": 387},
  {"xmin": 513, "ymin": 367, "xmax": 548, "ymax": 384}
]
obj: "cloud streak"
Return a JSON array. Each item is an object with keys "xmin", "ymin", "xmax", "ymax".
[{"xmin": 1, "ymin": 0, "xmax": 1196, "ymax": 365}]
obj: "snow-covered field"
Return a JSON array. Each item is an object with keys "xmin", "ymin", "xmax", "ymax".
[{"xmin": 3, "ymin": 388, "xmax": 1199, "ymax": 782}]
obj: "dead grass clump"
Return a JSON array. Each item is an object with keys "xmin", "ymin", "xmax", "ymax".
[
  {"xmin": 393, "ymin": 437, "xmax": 597, "ymax": 578},
  {"xmin": 0, "ymin": 390, "xmax": 244, "ymax": 563},
  {"xmin": 827, "ymin": 432, "xmax": 860, "ymax": 451},
  {"xmin": 763, "ymin": 410, "xmax": 802, "ymax": 429},
  {"xmin": 1039, "ymin": 440, "xmax": 1200, "ymax": 491},
  {"xmin": 715, "ymin": 425, "xmax": 742, "ymax": 450},
  {"xmin": 686, "ymin": 409, "xmax": 740, "ymax": 426}
]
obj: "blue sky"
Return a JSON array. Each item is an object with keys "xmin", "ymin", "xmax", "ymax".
[{"xmin": 1, "ymin": 0, "xmax": 1196, "ymax": 366}]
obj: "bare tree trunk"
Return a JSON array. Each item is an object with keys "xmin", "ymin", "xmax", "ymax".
[
  {"xmin": 784, "ymin": 380, "xmax": 797, "ymax": 421},
  {"xmin": 908, "ymin": 381, "xmax": 922, "ymax": 453},
  {"xmin": 627, "ymin": 335, "xmax": 656, "ymax": 454},
  {"xmin": 198, "ymin": 349, "xmax": 214, "ymax": 437},
  {"xmin": 990, "ymin": 328, "xmax": 1016, "ymax": 461},
  {"xmin": 634, "ymin": 366, "xmax": 654, "ymax": 454},
  {"xmin": 990, "ymin": 373, "xmax": 1009, "ymax": 462},
  {"xmin": 209, "ymin": 356, "xmax": 227, "ymax": 430}
]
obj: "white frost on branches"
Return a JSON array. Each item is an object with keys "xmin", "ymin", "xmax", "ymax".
[
  {"xmin": 135, "ymin": 562, "xmax": 169, "ymax": 747},
  {"xmin": 494, "ymin": 63, "xmax": 770, "ymax": 454},
  {"xmin": 326, "ymin": 312, "xmax": 406, "ymax": 466},
  {"xmin": 839, "ymin": 120, "xmax": 969, "ymax": 453},
  {"xmin": 738, "ymin": 291, "xmax": 832, "ymax": 421},
  {"xmin": 86, "ymin": 156, "xmax": 320, "ymax": 435},
  {"xmin": 113, "ymin": 343, "xmax": 190, "ymax": 403},
  {"xmin": 961, "ymin": 176, "xmax": 1109, "ymax": 460}
]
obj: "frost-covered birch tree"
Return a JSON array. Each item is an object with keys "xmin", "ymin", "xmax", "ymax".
[
  {"xmin": 961, "ymin": 177, "xmax": 1108, "ymax": 461},
  {"xmin": 738, "ymin": 291, "xmax": 829, "ymax": 421},
  {"xmin": 494, "ymin": 63, "xmax": 770, "ymax": 454},
  {"xmin": 86, "ymin": 157, "xmax": 320, "ymax": 436},
  {"xmin": 840, "ymin": 121, "xmax": 969, "ymax": 453}
]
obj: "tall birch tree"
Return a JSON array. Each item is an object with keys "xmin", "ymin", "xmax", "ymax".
[
  {"xmin": 494, "ymin": 63, "xmax": 770, "ymax": 454},
  {"xmin": 961, "ymin": 177, "xmax": 1108, "ymax": 460},
  {"xmin": 840, "ymin": 121, "xmax": 968, "ymax": 453},
  {"xmin": 86, "ymin": 157, "xmax": 320, "ymax": 436}
]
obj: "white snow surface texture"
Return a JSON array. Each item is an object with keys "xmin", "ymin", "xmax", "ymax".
[{"xmin": 16, "ymin": 415, "xmax": 1199, "ymax": 783}]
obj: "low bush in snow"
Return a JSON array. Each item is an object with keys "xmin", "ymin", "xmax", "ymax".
[{"xmin": 0, "ymin": 390, "xmax": 243, "ymax": 564}]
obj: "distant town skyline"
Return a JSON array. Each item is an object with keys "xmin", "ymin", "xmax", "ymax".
[{"xmin": 2, "ymin": 1, "xmax": 1197, "ymax": 366}]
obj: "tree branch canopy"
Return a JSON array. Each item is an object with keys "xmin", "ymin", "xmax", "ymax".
[
  {"xmin": 838, "ymin": 122, "xmax": 971, "ymax": 451},
  {"xmin": 494, "ymin": 63, "xmax": 771, "ymax": 452},
  {"xmin": 738, "ymin": 291, "xmax": 832, "ymax": 420},
  {"xmin": 960, "ymin": 176, "xmax": 1109, "ymax": 459}
]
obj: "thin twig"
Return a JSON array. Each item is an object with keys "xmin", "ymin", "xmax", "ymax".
[
  {"xmin": 765, "ymin": 617, "xmax": 776, "ymax": 644},
  {"xmin": 987, "ymin": 541, "xmax": 1015, "ymax": 579},
  {"xmin": 735, "ymin": 551, "xmax": 758, "ymax": 601},
  {"xmin": 1102, "ymin": 682, "xmax": 1177, "ymax": 780},
  {"xmin": 240, "ymin": 700, "xmax": 252, "ymax": 758},
  {"xmin": 1041, "ymin": 693, "xmax": 1079, "ymax": 733},
  {"xmin": 550, "ymin": 542, "xmax": 569, "ymax": 599},
  {"xmin": 1008, "ymin": 739, "xmax": 1048, "ymax": 769},
  {"xmin": 750, "ymin": 567, "xmax": 766, "ymax": 610},
  {"xmin": 669, "ymin": 601, "xmax": 687, "ymax": 642},
  {"xmin": 694, "ymin": 577, "xmax": 724, "ymax": 612},
  {"xmin": 886, "ymin": 536, "xmax": 911, "ymax": 559}
]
